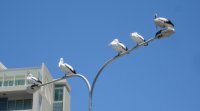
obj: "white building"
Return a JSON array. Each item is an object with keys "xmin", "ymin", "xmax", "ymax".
[{"xmin": 0, "ymin": 63, "xmax": 70, "ymax": 111}]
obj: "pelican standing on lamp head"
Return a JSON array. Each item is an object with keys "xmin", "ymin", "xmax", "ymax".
[
  {"xmin": 59, "ymin": 58, "xmax": 77, "ymax": 75},
  {"xmin": 130, "ymin": 32, "xmax": 148, "ymax": 46},
  {"xmin": 154, "ymin": 14, "xmax": 174, "ymax": 29},
  {"xmin": 26, "ymin": 72, "xmax": 42, "ymax": 89},
  {"xmin": 109, "ymin": 39, "xmax": 128, "ymax": 55},
  {"xmin": 155, "ymin": 27, "xmax": 175, "ymax": 39}
]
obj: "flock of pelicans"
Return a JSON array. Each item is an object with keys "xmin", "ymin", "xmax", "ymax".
[
  {"xmin": 110, "ymin": 14, "xmax": 175, "ymax": 55},
  {"xmin": 26, "ymin": 14, "xmax": 175, "ymax": 91}
]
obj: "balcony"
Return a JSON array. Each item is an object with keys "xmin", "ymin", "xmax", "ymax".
[{"xmin": 0, "ymin": 68, "xmax": 42, "ymax": 93}]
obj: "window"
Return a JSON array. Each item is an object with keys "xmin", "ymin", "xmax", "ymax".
[
  {"xmin": 7, "ymin": 99, "xmax": 33, "ymax": 110},
  {"xmin": 4, "ymin": 73, "xmax": 14, "ymax": 87},
  {"xmin": 15, "ymin": 75, "xmax": 26, "ymax": 86},
  {"xmin": 7, "ymin": 100, "xmax": 15, "ymax": 110},
  {"xmin": 0, "ymin": 76, "xmax": 2, "ymax": 87},
  {"xmin": 0, "ymin": 81, "xmax": 2, "ymax": 87},
  {"xmin": 24, "ymin": 99, "xmax": 32, "ymax": 109},
  {"xmin": 9, "ymin": 80, "xmax": 14, "ymax": 86},
  {"xmin": 4, "ymin": 81, "xmax": 8, "ymax": 86},
  {"xmin": 15, "ymin": 80, "xmax": 25, "ymax": 86},
  {"xmin": 53, "ymin": 87, "xmax": 64, "ymax": 111},
  {"xmin": 16, "ymin": 100, "xmax": 23, "ymax": 110},
  {"xmin": 54, "ymin": 87, "xmax": 63, "ymax": 101},
  {"xmin": 53, "ymin": 102, "xmax": 63, "ymax": 111},
  {"xmin": 4, "ymin": 80, "xmax": 14, "ymax": 86},
  {"xmin": 0, "ymin": 98, "xmax": 8, "ymax": 111}
]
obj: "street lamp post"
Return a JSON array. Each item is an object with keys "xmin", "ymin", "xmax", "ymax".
[
  {"xmin": 33, "ymin": 37, "xmax": 157, "ymax": 111},
  {"xmin": 28, "ymin": 36, "xmax": 167, "ymax": 111},
  {"xmin": 28, "ymin": 15, "xmax": 175, "ymax": 111}
]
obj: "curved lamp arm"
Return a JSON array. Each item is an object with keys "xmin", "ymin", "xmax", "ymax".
[
  {"xmin": 90, "ymin": 37, "xmax": 157, "ymax": 104},
  {"xmin": 37, "ymin": 37, "xmax": 157, "ymax": 111},
  {"xmin": 39, "ymin": 74, "xmax": 91, "ymax": 91},
  {"xmin": 38, "ymin": 74, "xmax": 91, "ymax": 111}
]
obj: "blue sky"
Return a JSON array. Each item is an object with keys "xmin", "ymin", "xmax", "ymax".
[{"xmin": 0, "ymin": 0, "xmax": 200, "ymax": 111}]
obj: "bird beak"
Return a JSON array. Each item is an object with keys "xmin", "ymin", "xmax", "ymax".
[{"xmin": 154, "ymin": 13, "xmax": 158, "ymax": 19}]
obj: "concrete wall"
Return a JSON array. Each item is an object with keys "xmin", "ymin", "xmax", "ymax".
[
  {"xmin": 63, "ymin": 86, "xmax": 71, "ymax": 111},
  {"xmin": 32, "ymin": 63, "xmax": 54, "ymax": 111}
]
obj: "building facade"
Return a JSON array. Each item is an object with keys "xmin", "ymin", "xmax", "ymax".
[{"xmin": 0, "ymin": 63, "xmax": 70, "ymax": 111}]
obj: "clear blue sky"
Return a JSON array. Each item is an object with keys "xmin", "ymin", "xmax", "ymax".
[{"xmin": 0, "ymin": 0, "xmax": 200, "ymax": 111}]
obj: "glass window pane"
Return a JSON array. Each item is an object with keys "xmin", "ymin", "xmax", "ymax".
[
  {"xmin": 0, "ymin": 76, "xmax": 2, "ymax": 87},
  {"xmin": 16, "ymin": 100, "xmax": 23, "ymax": 110},
  {"xmin": 54, "ymin": 88, "xmax": 63, "ymax": 101},
  {"xmin": 15, "ymin": 80, "xmax": 25, "ymax": 86},
  {"xmin": 8, "ymin": 100, "xmax": 15, "ymax": 110},
  {"xmin": 24, "ymin": 99, "xmax": 32, "ymax": 109},
  {"xmin": 9, "ymin": 80, "xmax": 13, "ymax": 86},
  {"xmin": 0, "ymin": 98, "xmax": 8, "ymax": 111},
  {"xmin": 0, "ymin": 81, "xmax": 2, "ymax": 87},
  {"xmin": 4, "ymin": 73, "xmax": 14, "ymax": 87},
  {"xmin": 15, "ymin": 75, "xmax": 25, "ymax": 86},
  {"xmin": 53, "ymin": 102, "xmax": 63, "ymax": 111},
  {"xmin": 4, "ymin": 81, "xmax": 8, "ymax": 86}
]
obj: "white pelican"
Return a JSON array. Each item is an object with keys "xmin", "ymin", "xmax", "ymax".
[
  {"xmin": 59, "ymin": 58, "xmax": 77, "ymax": 75},
  {"xmin": 155, "ymin": 27, "xmax": 175, "ymax": 39},
  {"xmin": 130, "ymin": 32, "xmax": 148, "ymax": 46},
  {"xmin": 154, "ymin": 14, "xmax": 174, "ymax": 28},
  {"xmin": 109, "ymin": 39, "xmax": 128, "ymax": 55},
  {"xmin": 26, "ymin": 73, "xmax": 42, "ymax": 89}
]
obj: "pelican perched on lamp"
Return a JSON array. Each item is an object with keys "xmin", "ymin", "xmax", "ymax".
[
  {"xmin": 109, "ymin": 39, "xmax": 128, "ymax": 55},
  {"xmin": 130, "ymin": 32, "xmax": 148, "ymax": 46},
  {"xmin": 26, "ymin": 73, "xmax": 42, "ymax": 89},
  {"xmin": 155, "ymin": 27, "xmax": 175, "ymax": 39},
  {"xmin": 59, "ymin": 58, "xmax": 77, "ymax": 75},
  {"xmin": 154, "ymin": 14, "xmax": 174, "ymax": 29}
]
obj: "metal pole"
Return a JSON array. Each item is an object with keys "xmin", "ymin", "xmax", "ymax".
[
  {"xmin": 38, "ymin": 75, "xmax": 69, "ymax": 87},
  {"xmin": 36, "ymin": 37, "xmax": 157, "ymax": 111},
  {"xmin": 38, "ymin": 74, "xmax": 91, "ymax": 90}
]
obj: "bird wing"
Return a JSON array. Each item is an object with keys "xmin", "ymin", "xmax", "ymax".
[
  {"xmin": 138, "ymin": 34, "xmax": 145, "ymax": 41},
  {"xmin": 31, "ymin": 77, "xmax": 41, "ymax": 84},
  {"xmin": 166, "ymin": 20, "xmax": 174, "ymax": 27},
  {"xmin": 136, "ymin": 35, "xmax": 145, "ymax": 43},
  {"xmin": 132, "ymin": 35, "xmax": 145, "ymax": 44},
  {"xmin": 26, "ymin": 77, "xmax": 34, "ymax": 84},
  {"xmin": 64, "ymin": 63, "xmax": 76, "ymax": 74},
  {"xmin": 118, "ymin": 42, "xmax": 128, "ymax": 51},
  {"xmin": 31, "ymin": 76, "xmax": 38, "ymax": 81}
]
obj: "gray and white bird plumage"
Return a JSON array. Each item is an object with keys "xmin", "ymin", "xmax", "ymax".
[
  {"xmin": 109, "ymin": 39, "xmax": 128, "ymax": 55},
  {"xmin": 155, "ymin": 27, "xmax": 175, "ymax": 39},
  {"xmin": 59, "ymin": 58, "xmax": 77, "ymax": 75},
  {"xmin": 154, "ymin": 14, "xmax": 174, "ymax": 29},
  {"xmin": 130, "ymin": 32, "xmax": 148, "ymax": 46},
  {"xmin": 26, "ymin": 73, "xmax": 42, "ymax": 86}
]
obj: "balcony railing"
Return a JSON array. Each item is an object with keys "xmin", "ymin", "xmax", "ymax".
[{"xmin": 0, "ymin": 69, "xmax": 41, "ymax": 88}]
